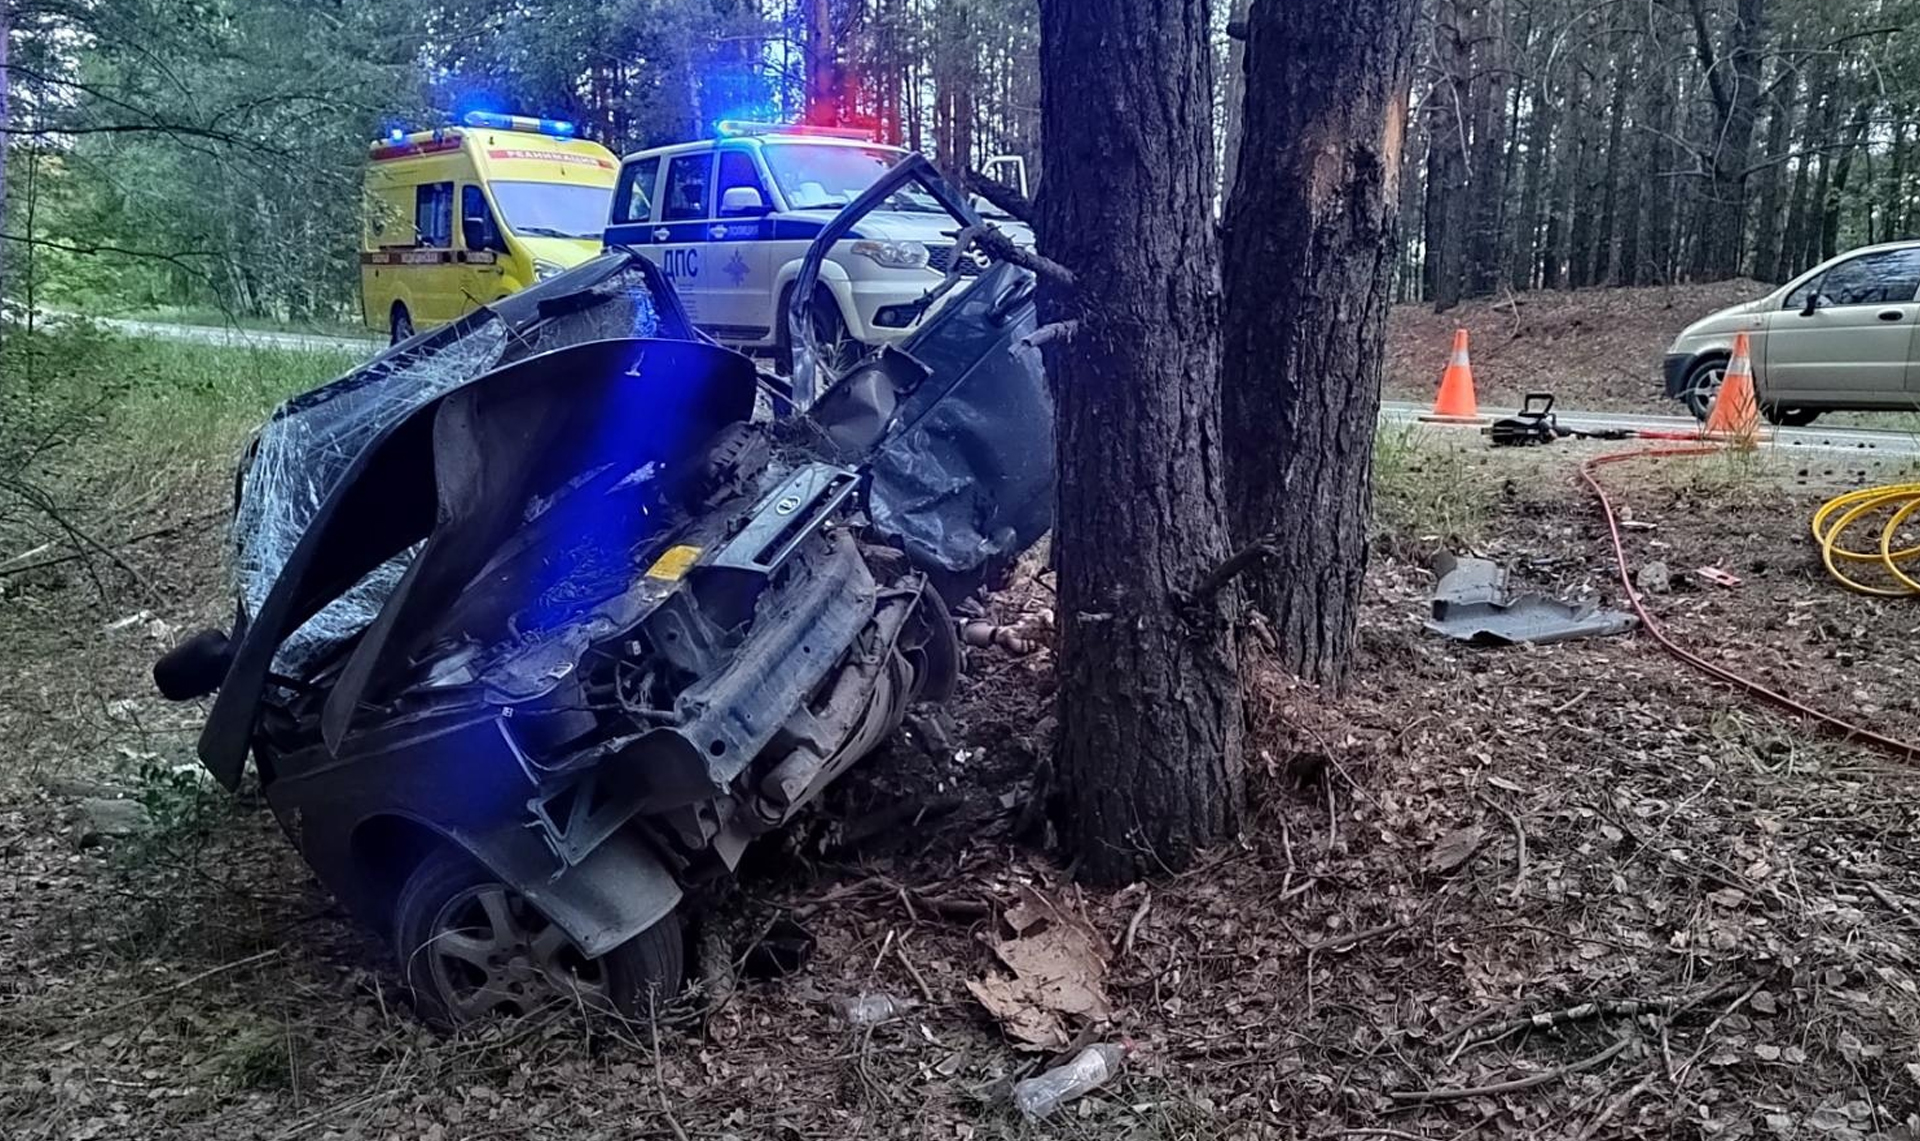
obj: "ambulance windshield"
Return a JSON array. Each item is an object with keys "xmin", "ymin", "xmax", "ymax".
[
  {"xmin": 489, "ymin": 181, "xmax": 613, "ymax": 240},
  {"xmin": 762, "ymin": 144, "xmax": 943, "ymax": 213}
]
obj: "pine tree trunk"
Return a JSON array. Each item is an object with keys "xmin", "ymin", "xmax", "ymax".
[
  {"xmin": 1596, "ymin": 43, "xmax": 1629, "ymax": 283},
  {"xmin": 805, "ymin": 0, "xmax": 838, "ymax": 125},
  {"xmin": 1036, "ymin": 0, "xmax": 1245, "ymax": 884},
  {"xmin": 1689, "ymin": 0, "xmax": 1765, "ymax": 279},
  {"xmin": 1558, "ymin": 69, "xmax": 1592, "ymax": 288},
  {"xmin": 1890, "ymin": 112, "xmax": 1910, "ymax": 243},
  {"xmin": 1747, "ymin": 62, "xmax": 1795, "ymax": 282},
  {"xmin": 1423, "ymin": 0, "xmax": 1467, "ymax": 310},
  {"xmin": 1223, "ymin": 0, "xmax": 1252, "ymax": 197},
  {"xmin": 1511, "ymin": 81, "xmax": 1553, "ymax": 291},
  {"xmin": 1220, "ymin": 0, "xmax": 1415, "ymax": 684},
  {"xmin": 1464, "ymin": 0, "xmax": 1508, "ymax": 295},
  {"xmin": 1643, "ymin": 50, "xmax": 1678, "ymax": 284},
  {"xmin": 1, "ymin": 0, "xmax": 9, "ymax": 294},
  {"xmin": 1822, "ymin": 105, "xmax": 1870, "ymax": 261},
  {"xmin": 1778, "ymin": 65, "xmax": 1825, "ymax": 280}
]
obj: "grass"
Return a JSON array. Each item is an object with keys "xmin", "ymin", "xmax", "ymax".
[
  {"xmin": 2, "ymin": 323, "xmax": 363, "ymax": 474},
  {"xmin": 1371, "ymin": 421, "xmax": 1495, "ymax": 548}
]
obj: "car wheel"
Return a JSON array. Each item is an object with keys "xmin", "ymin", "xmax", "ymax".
[
  {"xmin": 1680, "ymin": 355, "xmax": 1727, "ymax": 422},
  {"xmin": 390, "ymin": 305, "xmax": 415, "ymax": 346},
  {"xmin": 1763, "ymin": 405, "xmax": 1820, "ymax": 427},
  {"xmin": 393, "ymin": 848, "xmax": 684, "ymax": 1028},
  {"xmin": 778, "ymin": 285, "xmax": 866, "ymax": 377}
]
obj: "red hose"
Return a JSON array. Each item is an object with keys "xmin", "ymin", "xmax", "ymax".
[{"xmin": 1578, "ymin": 445, "xmax": 1920, "ymax": 761}]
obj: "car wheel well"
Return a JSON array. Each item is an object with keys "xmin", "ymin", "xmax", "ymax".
[
  {"xmin": 1680, "ymin": 351, "xmax": 1733, "ymax": 421},
  {"xmin": 349, "ymin": 815, "xmax": 450, "ymax": 938}
]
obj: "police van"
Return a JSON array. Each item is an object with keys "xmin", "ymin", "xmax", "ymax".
[
  {"xmin": 603, "ymin": 122, "xmax": 1028, "ymax": 366},
  {"xmin": 362, "ymin": 112, "xmax": 619, "ymax": 342}
]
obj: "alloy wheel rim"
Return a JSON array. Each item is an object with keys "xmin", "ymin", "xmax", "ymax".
[
  {"xmin": 423, "ymin": 883, "xmax": 608, "ymax": 1021},
  {"xmin": 1690, "ymin": 364, "xmax": 1726, "ymax": 415}
]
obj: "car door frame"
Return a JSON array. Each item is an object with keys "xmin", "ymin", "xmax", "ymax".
[
  {"xmin": 458, "ymin": 183, "xmax": 511, "ymax": 307},
  {"xmin": 703, "ymin": 144, "xmax": 777, "ymax": 344},
  {"xmin": 652, "ymin": 149, "xmax": 716, "ymax": 327}
]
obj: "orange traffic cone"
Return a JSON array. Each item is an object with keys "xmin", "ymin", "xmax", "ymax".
[
  {"xmin": 1702, "ymin": 332, "xmax": 1763, "ymax": 446},
  {"xmin": 1420, "ymin": 329, "xmax": 1484, "ymax": 424}
]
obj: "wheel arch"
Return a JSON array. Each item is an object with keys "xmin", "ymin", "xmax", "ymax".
[{"xmin": 349, "ymin": 812, "xmax": 684, "ymax": 957}]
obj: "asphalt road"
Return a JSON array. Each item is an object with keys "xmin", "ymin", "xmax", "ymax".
[
  {"xmin": 39, "ymin": 314, "xmax": 1920, "ymax": 459},
  {"xmin": 34, "ymin": 311, "xmax": 380, "ymax": 356},
  {"xmin": 1379, "ymin": 399, "xmax": 1920, "ymax": 458}
]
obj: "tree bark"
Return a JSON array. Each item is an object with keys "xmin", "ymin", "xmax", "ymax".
[
  {"xmin": 1688, "ymin": 0, "xmax": 1766, "ymax": 279},
  {"xmin": 1036, "ymin": 0, "xmax": 1244, "ymax": 884},
  {"xmin": 1642, "ymin": 44, "xmax": 1678, "ymax": 284},
  {"xmin": 1222, "ymin": 0, "xmax": 1251, "ymax": 200},
  {"xmin": 1464, "ymin": 0, "xmax": 1509, "ymax": 295},
  {"xmin": 1821, "ymin": 104, "xmax": 1870, "ymax": 261},
  {"xmin": 1, "ymin": 0, "xmax": 9, "ymax": 294},
  {"xmin": 1747, "ymin": 60, "xmax": 1795, "ymax": 282},
  {"xmin": 1595, "ymin": 41, "xmax": 1630, "ymax": 284},
  {"xmin": 1511, "ymin": 78, "xmax": 1554, "ymax": 291},
  {"xmin": 1422, "ymin": 0, "xmax": 1467, "ymax": 310},
  {"xmin": 1220, "ymin": 0, "xmax": 1415, "ymax": 684},
  {"xmin": 1778, "ymin": 59, "xmax": 1828, "ymax": 279},
  {"xmin": 804, "ymin": 0, "xmax": 839, "ymax": 126}
]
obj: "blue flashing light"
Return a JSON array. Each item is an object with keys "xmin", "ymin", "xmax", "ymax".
[
  {"xmin": 462, "ymin": 110, "xmax": 578, "ymax": 139},
  {"xmin": 387, "ymin": 127, "xmax": 406, "ymax": 143}
]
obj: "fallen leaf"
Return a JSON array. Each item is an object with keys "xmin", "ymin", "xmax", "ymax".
[
  {"xmin": 1426, "ymin": 825, "xmax": 1487, "ymax": 874},
  {"xmin": 967, "ymin": 886, "xmax": 1112, "ymax": 1051}
]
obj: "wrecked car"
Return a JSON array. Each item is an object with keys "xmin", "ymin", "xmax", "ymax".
[{"xmin": 153, "ymin": 156, "xmax": 1051, "ymax": 1025}]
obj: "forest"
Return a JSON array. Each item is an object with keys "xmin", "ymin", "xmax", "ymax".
[{"xmin": 6, "ymin": 0, "xmax": 1918, "ymax": 321}]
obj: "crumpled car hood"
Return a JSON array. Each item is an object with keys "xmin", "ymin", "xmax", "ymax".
[{"xmin": 199, "ymin": 335, "xmax": 757, "ymax": 788}]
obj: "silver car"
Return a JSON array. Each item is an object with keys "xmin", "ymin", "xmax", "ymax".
[{"xmin": 1663, "ymin": 240, "xmax": 1920, "ymax": 425}]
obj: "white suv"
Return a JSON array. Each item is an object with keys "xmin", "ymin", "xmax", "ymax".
[{"xmin": 604, "ymin": 123, "xmax": 1025, "ymax": 366}]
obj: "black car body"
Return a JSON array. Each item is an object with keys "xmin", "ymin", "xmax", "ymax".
[{"xmin": 156, "ymin": 157, "xmax": 1051, "ymax": 1023}]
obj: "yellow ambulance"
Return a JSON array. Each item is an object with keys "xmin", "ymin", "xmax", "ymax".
[{"xmin": 361, "ymin": 112, "xmax": 619, "ymax": 342}]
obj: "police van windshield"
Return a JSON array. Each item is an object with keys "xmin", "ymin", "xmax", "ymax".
[
  {"xmin": 762, "ymin": 143, "xmax": 943, "ymax": 213},
  {"xmin": 489, "ymin": 181, "xmax": 613, "ymax": 240}
]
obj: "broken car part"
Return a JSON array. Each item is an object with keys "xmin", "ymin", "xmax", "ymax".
[
  {"xmin": 1425, "ymin": 553, "xmax": 1637, "ymax": 646},
  {"xmin": 153, "ymin": 157, "xmax": 1051, "ymax": 1026}
]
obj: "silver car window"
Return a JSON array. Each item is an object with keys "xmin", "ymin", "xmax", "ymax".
[{"xmin": 1791, "ymin": 248, "xmax": 1920, "ymax": 309}]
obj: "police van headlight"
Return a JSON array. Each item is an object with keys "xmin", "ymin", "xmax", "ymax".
[
  {"xmin": 533, "ymin": 258, "xmax": 565, "ymax": 281},
  {"xmin": 848, "ymin": 240, "xmax": 928, "ymax": 270}
]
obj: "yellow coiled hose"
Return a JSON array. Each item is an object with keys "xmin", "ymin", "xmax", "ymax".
[{"xmin": 1812, "ymin": 484, "xmax": 1920, "ymax": 596}]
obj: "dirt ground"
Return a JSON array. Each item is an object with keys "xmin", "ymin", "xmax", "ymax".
[
  {"xmin": 1385, "ymin": 280, "xmax": 1774, "ymax": 414},
  {"xmin": 9, "ymin": 422, "xmax": 1920, "ymax": 1139}
]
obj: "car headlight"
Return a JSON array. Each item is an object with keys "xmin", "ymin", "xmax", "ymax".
[
  {"xmin": 848, "ymin": 240, "xmax": 928, "ymax": 270},
  {"xmin": 533, "ymin": 258, "xmax": 565, "ymax": 281}
]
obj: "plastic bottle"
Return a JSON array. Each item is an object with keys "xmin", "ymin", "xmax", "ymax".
[
  {"xmin": 836, "ymin": 992, "xmax": 911, "ymax": 1026},
  {"xmin": 1012, "ymin": 1043, "xmax": 1125, "ymax": 1119}
]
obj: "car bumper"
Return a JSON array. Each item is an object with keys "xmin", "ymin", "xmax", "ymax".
[
  {"xmin": 1662, "ymin": 352, "xmax": 1692, "ymax": 400},
  {"xmin": 839, "ymin": 274, "xmax": 967, "ymax": 344}
]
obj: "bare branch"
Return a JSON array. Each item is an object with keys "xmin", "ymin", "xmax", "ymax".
[
  {"xmin": 973, "ymin": 225, "xmax": 1075, "ymax": 290},
  {"xmin": 964, "ymin": 167, "xmax": 1035, "ymax": 224}
]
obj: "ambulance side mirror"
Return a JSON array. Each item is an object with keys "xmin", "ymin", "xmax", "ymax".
[
  {"xmin": 720, "ymin": 186, "xmax": 769, "ymax": 216},
  {"xmin": 463, "ymin": 217, "xmax": 505, "ymax": 253}
]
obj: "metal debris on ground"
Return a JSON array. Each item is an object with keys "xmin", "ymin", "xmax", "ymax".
[{"xmin": 1425, "ymin": 553, "xmax": 1636, "ymax": 646}]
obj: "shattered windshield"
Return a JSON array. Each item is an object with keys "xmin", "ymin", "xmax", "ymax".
[{"xmin": 762, "ymin": 143, "xmax": 943, "ymax": 213}]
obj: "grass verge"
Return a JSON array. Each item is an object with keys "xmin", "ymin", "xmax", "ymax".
[{"xmin": 2, "ymin": 323, "xmax": 362, "ymax": 477}]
